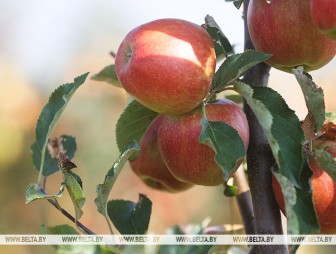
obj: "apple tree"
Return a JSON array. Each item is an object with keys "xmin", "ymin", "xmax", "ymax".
[{"xmin": 25, "ymin": 0, "xmax": 336, "ymax": 254}]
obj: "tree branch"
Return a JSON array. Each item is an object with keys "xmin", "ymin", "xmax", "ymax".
[
  {"xmin": 47, "ymin": 198, "xmax": 95, "ymax": 235},
  {"xmin": 242, "ymin": 1, "xmax": 288, "ymax": 253},
  {"xmin": 233, "ymin": 166, "xmax": 256, "ymax": 235}
]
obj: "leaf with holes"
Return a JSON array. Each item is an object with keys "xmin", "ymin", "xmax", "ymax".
[
  {"xmin": 34, "ymin": 73, "xmax": 88, "ymax": 183},
  {"xmin": 31, "ymin": 135, "xmax": 77, "ymax": 176}
]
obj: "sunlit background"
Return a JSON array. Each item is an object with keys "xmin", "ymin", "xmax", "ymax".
[{"xmin": 0, "ymin": 0, "xmax": 336, "ymax": 253}]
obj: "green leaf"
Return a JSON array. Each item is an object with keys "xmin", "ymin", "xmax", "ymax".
[
  {"xmin": 204, "ymin": 15, "xmax": 234, "ymax": 58},
  {"xmin": 91, "ymin": 65, "xmax": 122, "ymax": 88},
  {"xmin": 62, "ymin": 170, "xmax": 85, "ymax": 220},
  {"xmin": 272, "ymin": 163, "xmax": 319, "ymax": 235},
  {"xmin": 325, "ymin": 112, "xmax": 336, "ymax": 123},
  {"xmin": 235, "ymin": 82, "xmax": 304, "ymax": 187},
  {"xmin": 292, "ymin": 67, "xmax": 325, "ymax": 132},
  {"xmin": 107, "ymin": 194, "xmax": 152, "ymax": 235},
  {"xmin": 224, "ymin": 94, "xmax": 243, "ymax": 105},
  {"xmin": 34, "ymin": 73, "xmax": 88, "ymax": 183},
  {"xmin": 212, "ymin": 51, "xmax": 272, "ymax": 92},
  {"xmin": 116, "ymin": 100, "xmax": 158, "ymax": 155},
  {"xmin": 225, "ymin": 0, "xmax": 244, "ymax": 9},
  {"xmin": 40, "ymin": 224, "xmax": 79, "ymax": 235},
  {"xmin": 36, "ymin": 73, "xmax": 88, "ymax": 151},
  {"xmin": 95, "ymin": 141, "xmax": 140, "ymax": 231},
  {"xmin": 68, "ymin": 170, "xmax": 83, "ymax": 188},
  {"xmin": 199, "ymin": 119, "xmax": 246, "ymax": 182},
  {"xmin": 31, "ymin": 135, "xmax": 77, "ymax": 176},
  {"xmin": 25, "ymin": 183, "xmax": 64, "ymax": 204},
  {"xmin": 313, "ymin": 148, "xmax": 336, "ymax": 182},
  {"xmin": 61, "ymin": 136, "xmax": 77, "ymax": 159}
]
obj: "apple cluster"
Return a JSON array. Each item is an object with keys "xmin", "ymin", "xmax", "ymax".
[
  {"xmin": 115, "ymin": 19, "xmax": 249, "ymax": 192},
  {"xmin": 247, "ymin": 0, "xmax": 336, "ymax": 72}
]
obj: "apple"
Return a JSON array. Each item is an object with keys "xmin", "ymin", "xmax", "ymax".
[
  {"xmin": 247, "ymin": 0, "xmax": 336, "ymax": 72},
  {"xmin": 115, "ymin": 18, "xmax": 216, "ymax": 115},
  {"xmin": 311, "ymin": 0, "xmax": 336, "ymax": 39},
  {"xmin": 130, "ymin": 115, "xmax": 194, "ymax": 193},
  {"xmin": 272, "ymin": 139, "xmax": 336, "ymax": 233},
  {"xmin": 157, "ymin": 99, "xmax": 249, "ymax": 186}
]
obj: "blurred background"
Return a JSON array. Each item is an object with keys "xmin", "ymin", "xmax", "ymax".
[{"xmin": 0, "ymin": 0, "xmax": 335, "ymax": 253}]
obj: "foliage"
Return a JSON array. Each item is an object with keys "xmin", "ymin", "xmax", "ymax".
[{"xmin": 23, "ymin": 6, "xmax": 336, "ymax": 254}]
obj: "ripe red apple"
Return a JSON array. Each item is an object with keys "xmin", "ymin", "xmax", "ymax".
[
  {"xmin": 247, "ymin": 0, "xmax": 336, "ymax": 72},
  {"xmin": 157, "ymin": 99, "xmax": 249, "ymax": 186},
  {"xmin": 272, "ymin": 139, "xmax": 336, "ymax": 233},
  {"xmin": 311, "ymin": 0, "xmax": 336, "ymax": 39},
  {"xmin": 130, "ymin": 115, "xmax": 194, "ymax": 193},
  {"xmin": 115, "ymin": 18, "xmax": 216, "ymax": 115}
]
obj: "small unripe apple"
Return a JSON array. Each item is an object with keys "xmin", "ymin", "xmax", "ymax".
[
  {"xmin": 310, "ymin": 0, "xmax": 336, "ymax": 39},
  {"xmin": 247, "ymin": 0, "xmax": 336, "ymax": 72},
  {"xmin": 272, "ymin": 139, "xmax": 336, "ymax": 233},
  {"xmin": 115, "ymin": 18, "xmax": 216, "ymax": 115},
  {"xmin": 157, "ymin": 99, "xmax": 249, "ymax": 186},
  {"xmin": 130, "ymin": 115, "xmax": 194, "ymax": 193}
]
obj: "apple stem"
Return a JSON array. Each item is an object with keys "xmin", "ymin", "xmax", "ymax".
[
  {"xmin": 240, "ymin": 1, "xmax": 288, "ymax": 253},
  {"xmin": 110, "ymin": 51, "xmax": 116, "ymax": 59},
  {"xmin": 201, "ymin": 102, "xmax": 208, "ymax": 119}
]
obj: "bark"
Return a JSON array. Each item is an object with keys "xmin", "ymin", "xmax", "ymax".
[{"xmin": 241, "ymin": 1, "xmax": 288, "ymax": 253}]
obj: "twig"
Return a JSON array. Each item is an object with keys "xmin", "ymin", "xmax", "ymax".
[
  {"xmin": 47, "ymin": 198, "xmax": 95, "ymax": 235},
  {"xmin": 233, "ymin": 166, "xmax": 256, "ymax": 235}
]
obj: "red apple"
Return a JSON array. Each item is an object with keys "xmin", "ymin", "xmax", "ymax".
[
  {"xmin": 311, "ymin": 0, "xmax": 336, "ymax": 39},
  {"xmin": 115, "ymin": 18, "xmax": 216, "ymax": 115},
  {"xmin": 157, "ymin": 99, "xmax": 249, "ymax": 186},
  {"xmin": 272, "ymin": 139, "xmax": 336, "ymax": 233},
  {"xmin": 247, "ymin": 0, "xmax": 336, "ymax": 72},
  {"xmin": 130, "ymin": 115, "xmax": 194, "ymax": 193}
]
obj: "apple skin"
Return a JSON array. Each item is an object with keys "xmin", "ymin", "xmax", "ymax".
[
  {"xmin": 130, "ymin": 115, "xmax": 194, "ymax": 193},
  {"xmin": 272, "ymin": 139, "xmax": 336, "ymax": 233},
  {"xmin": 157, "ymin": 99, "xmax": 249, "ymax": 186},
  {"xmin": 115, "ymin": 18, "xmax": 216, "ymax": 115},
  {"xmin": 247, "ymin": 0, "xmax": 336, "ymax": 72},
  {"xmin": 311, "ymin": 0, "xmax": 336, "ymax": 39}
]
